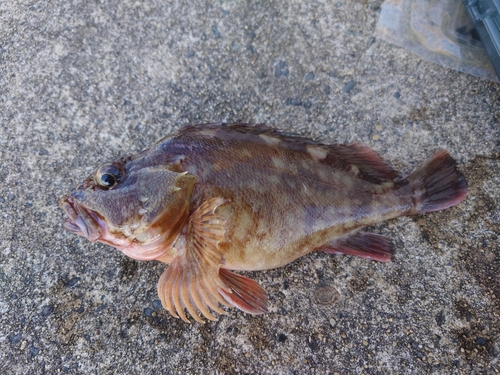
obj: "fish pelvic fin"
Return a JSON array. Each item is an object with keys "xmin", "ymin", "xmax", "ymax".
[
  {"xmin": 407, "ymin": 150, "xmax": 468, "ymax": 214},
  {"xmin": 321, "ymin": 231, "xmax": 393, "ymax": 262},
  {"xmin": 157, "ymin": 197, "xmax": 232, "ymax": 323}
]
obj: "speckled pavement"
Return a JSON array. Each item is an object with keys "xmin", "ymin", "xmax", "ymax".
[{"xmin": 1, "ymin": 1, "xmax": 499, "ymax": 374}]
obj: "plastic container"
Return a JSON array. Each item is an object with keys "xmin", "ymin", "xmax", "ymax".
[
  {"xmin": 462, "ymin": 0, "xmax": 500, "ymax": 79},
  {"xmin": 375, "ymin": 0, "xmax": 499, "ymax": 82}
]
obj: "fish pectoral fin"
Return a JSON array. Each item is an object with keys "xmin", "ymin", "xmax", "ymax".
[
  {"xmin": 157, "ymin": 257, "xmax": 231, "ymax": 324},
  {"xmin": 219, "ymin": 268, "xmax": 269, "ymax": 315},
  {"xmin": 157, "ymin": 197, "xmax": 231, "ymax": 323},
  {"xmin": 321, "ymin": 231, "xmax": 393, "ymax": 262}
]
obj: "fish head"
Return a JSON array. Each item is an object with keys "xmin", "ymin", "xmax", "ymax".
[{"xmin": 60, "ymin": 157, "xmax": 195, "ymax": 260}]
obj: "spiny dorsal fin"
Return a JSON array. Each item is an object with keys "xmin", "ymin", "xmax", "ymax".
[{"xmin": 178, "ymin": 123, "xmax": 397, "ymax": 183}]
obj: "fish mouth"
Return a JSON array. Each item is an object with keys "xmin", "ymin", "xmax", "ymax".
[
  {"xmin": 60, "ymin": 195, "xmax": 103, "ymax": 242},
  {"xmin": 60, "ymin": 195, "xmax": 173, "ymax": 261}
]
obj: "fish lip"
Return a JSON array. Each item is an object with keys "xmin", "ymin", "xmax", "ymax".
[
  {"xmin": 60, "ymin": 195, "xmax": 102, "ymax": 242},
  {"xmin": 59, "ymin": 195, "xmax": 171, "ymax": 260}
]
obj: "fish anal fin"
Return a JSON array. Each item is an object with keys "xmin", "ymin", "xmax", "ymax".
[
  {"xmin": 321, "ymin": 231, "xmax": 393, "ymax": 262},
  {"xmin": 157, "ymin": 197, "xmax": 231, "ymax": 323},
  {"xmin": 219, "ymin": 268, "xmax": 269, "ymax": 315}
]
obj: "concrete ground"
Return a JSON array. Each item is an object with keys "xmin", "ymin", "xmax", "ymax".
[{"xmin": 1, "ymin": 1, "xmax": 498, "ymax": 374}]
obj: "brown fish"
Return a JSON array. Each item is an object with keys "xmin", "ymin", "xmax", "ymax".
[{"xmin": 60, "ymin": 123, "xmax": 468, "ymax": 322}]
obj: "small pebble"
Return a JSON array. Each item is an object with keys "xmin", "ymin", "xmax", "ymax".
[
  {"xmin": 212, "ymin": 25, "xmax": 221, "ymax": 39},
  {"xmin": 286, "ymin": 98, "xmax": 302, "ymax": 106},
  {"xmin": 304, "ymin": 72, "xmax": 315, "ymax": 82},
  {"xmin": 314, "ymin": 285, "xmax": 340, "ymax": 305},
  {"xmin": 10, "ymin": 333, "xmax": 22, "ymax": 344},
  {"xmin": 29, "ymin": 346, "xmax": 40, "ymax": 357},
  {"xmin": 342, "ymin": 80, "xmax": 357, "ymax": 94},
  {"xmin": 65, "ymin": 277, "xmax": 80, "ymax": 287},
  {"xmin": 475, "ymin": 337, "xmax": 486, "ymax": 345},
  {"xmin": 41, "ymin": 305, "xmax": 54, "ymax": 317}
]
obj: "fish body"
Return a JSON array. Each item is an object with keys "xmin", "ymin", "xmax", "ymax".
[{"xmin": 61, "ymin": 123, "xmax": 468, "ymax": 322}]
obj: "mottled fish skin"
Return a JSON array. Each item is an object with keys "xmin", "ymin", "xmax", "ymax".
[
  {"xmin": 153, "ymin": 124, "xmax": 409, "ymax": 270},
  {"xmin": 60, "ymin": 123, "xmax": 468, "ymax": 322}
]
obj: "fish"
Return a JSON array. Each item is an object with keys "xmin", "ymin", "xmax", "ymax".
[{"xmin": 60, "ymin": 123, "xmax": 468, "ymax": 323}]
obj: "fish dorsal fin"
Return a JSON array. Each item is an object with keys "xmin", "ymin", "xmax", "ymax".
[
  {"xmin": 178, "ymin": 123, "xmax": 397, "ymax": 183},
  {"xmin": 324, "ymin": 142, "xmax": 398, "ymax": 183},
  {"xmin": 157, "ymin": 197, "xmax": 269, "ymax": 322}
]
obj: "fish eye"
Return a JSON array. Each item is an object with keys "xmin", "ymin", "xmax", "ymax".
[{"xmin": 95, "ymin": 163, "xmax": 125, "ymax": 190}]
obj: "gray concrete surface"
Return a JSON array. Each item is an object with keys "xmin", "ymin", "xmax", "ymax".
[{"xmin": 1, "ymin": 1, "xmax": 499, "ymax": 374}]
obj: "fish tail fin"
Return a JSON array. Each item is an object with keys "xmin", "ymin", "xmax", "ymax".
[{"xmin": 407, "ymin": 150, "xmax": 468, "ymax": 214}]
